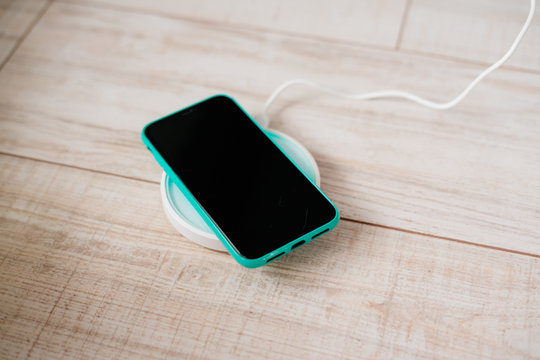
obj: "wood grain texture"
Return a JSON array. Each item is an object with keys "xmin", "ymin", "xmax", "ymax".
[
  {"xmin": 0, "ymin": 0, "xmax": 49, "ymax": 64},
  {"xmin": 1, "ymin": 3, "xmax": 539, "ymax": 255},
  {"xmin": 1, "ymin": 154, "xmax": 539, "ymax": 360},
  {"xmin": 400, "ymin": 0, "xmax": 540, "ymax": 72},
  {"xmin": 59, "ymin": 0, "xmax": 408, "ymax": 48}
]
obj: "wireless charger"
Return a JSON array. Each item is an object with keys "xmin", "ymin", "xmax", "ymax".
[{"xmin": 160, "ymin": 129, "xmax": 321, "ymax": 251}]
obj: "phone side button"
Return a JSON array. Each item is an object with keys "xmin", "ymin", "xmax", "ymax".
[
  {"xmin": 291, "ymin": 240, "xmax": 306, "ymax": 250},
  {"xmin": 311, "ymin": 228, "xmax": 330, "ymax": 240},
  {"xmin": 266, "ymin": 252, "xmax": 285, "ymax": 263}
]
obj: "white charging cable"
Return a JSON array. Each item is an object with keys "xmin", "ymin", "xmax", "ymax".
[{"xmin": 259, "ymin": 0, "xmax": 536, "ymax": 128}]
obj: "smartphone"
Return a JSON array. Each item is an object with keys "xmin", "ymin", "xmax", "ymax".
[{"xmin": 142, "ymin": 95, "xmax": 339, "ymax": 268}]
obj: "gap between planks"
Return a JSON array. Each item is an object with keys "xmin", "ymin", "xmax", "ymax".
[
  {"xmin": 2, "ymin": 151, "xmax": 538, "ymax": 260},
  {"xmin": 395, "ymin": 0, "xmax": 413, "ymax": 50},
  {"xmin": 0, "ymin": 0, "xmax": 52, "ymax": 71},
  {"xmin": 49, "ymin": 0, "xmax": 540, "ymax": 76}
]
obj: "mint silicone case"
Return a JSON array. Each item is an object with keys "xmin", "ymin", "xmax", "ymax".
[{"xmin": 141, "ymin": 95, "xmax": 340, "ymax": 268}]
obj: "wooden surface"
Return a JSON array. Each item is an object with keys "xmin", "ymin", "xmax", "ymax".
[
  {"xmin": 0, "ymin": 0, "xmax": 48, "ymax": 65},
  {"xmin": 400, "ymin": 0, "xmax": 540, "ymax": 72},
  {"xmin": 1, "ymin": 1, "xmax": 539, "ymax": 359}
]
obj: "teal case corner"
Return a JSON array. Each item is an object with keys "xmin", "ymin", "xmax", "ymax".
[{"xmin": 141, "ymin": 94, "xmax": 340, "ymax": 268}]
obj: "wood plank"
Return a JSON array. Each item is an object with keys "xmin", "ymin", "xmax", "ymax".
[
  {"xmin": 0, "ymin": 3, "xmax": 539, "ymax": 254},
  {"xmin": 1, "ymin": 154, "xmax": 539, "ymax": 359},
  {"xmin": 400, "ymin": 0, "xmax": 540, "ymax": 72},
  {"xmin": 0, "ymin": 0, "xmax": 49, "ymax": 65},
  {"xmin": 0, "ymin": 36, "xmax": 15, "ymax": 63},
  {"xmin": 59, "ymin": 0, "xmax": 408, "ymax": 49}
]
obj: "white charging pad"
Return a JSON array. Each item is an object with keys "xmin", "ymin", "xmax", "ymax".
[{"xmin": 160, "ymin": 129, "xmax": 321, "ymax": 251}]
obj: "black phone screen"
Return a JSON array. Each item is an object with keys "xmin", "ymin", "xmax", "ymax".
[{"xmin": 144, "ymin": 96, "xmax": 337, "ymax": 259}]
